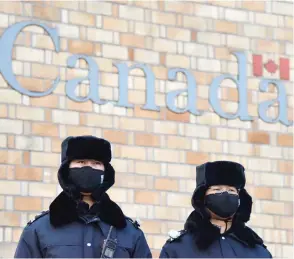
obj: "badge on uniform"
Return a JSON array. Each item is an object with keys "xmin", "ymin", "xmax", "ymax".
[
  {"xmin": 167, "ymin": 229, "xmax": 186, "ymax": 243},
  {"xmin": 168, "ymin": 230, "xmax": 181, "ymax": 241},
  {"xmin": 101, "ymin": 226, "xmax": 117, "ymax": 258}
]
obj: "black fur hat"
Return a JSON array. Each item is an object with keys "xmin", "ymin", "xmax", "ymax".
[
  {"xmin": 50, "ymin": 136, "xmax": 126, "ymax": 229},
  {"xmin": 191, "ymin": 161, "xmax": 252, "ymax": 222},
  {"xmin": 61, "ymin": 135, "xmax": 112, "ymax": 164},
  {"xmin": 57, "ymin": 135, "xmax": 114, "ymax": 200}
]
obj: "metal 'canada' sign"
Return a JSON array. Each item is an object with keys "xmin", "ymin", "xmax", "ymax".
[{"xmin": 0, "ymin": 21, "xmax": 292, "ymax": 126}]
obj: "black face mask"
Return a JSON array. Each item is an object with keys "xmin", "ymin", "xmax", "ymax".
[
  {"xmin": 204, "ymin": 192, "xmax": 240, "ymax": 219},
  {"xmin": 68, "ymin": 166, "xmax": 104, "ymax": 193}
]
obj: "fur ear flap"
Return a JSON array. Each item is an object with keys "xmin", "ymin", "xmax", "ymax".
[
  {"xmin": 99, "ymin": 193, "xmax": 127, "ymax": 229},
  {"xmin": 184, "ymin": 209, "xmax": 220, "ymax": 250},
  {"xmin": 49, "ymin": 192, "xmax": 78, "ymax": 227},
  {"xmin": 235, "ymin": 188, "xmax": 252, "ymax": 222},
  {"xmin": 91, "ymin": 163, "xmax": 115, "ymax": 201},
  {"xmin": 191, "ymin": 186, "xmax": 206, "ymax": 209}
]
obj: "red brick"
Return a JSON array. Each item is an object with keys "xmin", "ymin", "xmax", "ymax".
[
  {"xmin": 66, "ymin": 100, "xmax": 92, "ymax": 112},
  {"xmin": 191, "ymin": 31, "xmax": 197, "ymax": 41},
  {"xmin": 278, "ymin": 161, "xmax": 293, "ymax": 174},
  {"xmin": 262, "ymin": 201, "xmax": 285, "ymax": 215},
  {"xmin": 15, "ymin": 32, "xmax": 31, "ymax": 47},
  {"xmin": 155, "ymin": 178, "xmax": 178, "ymax": 191},
  {"xmin": 211, "ymin": 128, "xmax": 217, "ymax": 139},
  {"xmin": 69, "ymin": 11, "xmax": 95, "ymax": 26},
  {"xmin": 8, "ymin": 135, "xmax": 15, "ymax": 149},
  {"xmin": 0, "ymin": 150, "xmax": 22, "ymax": 164},
  {"xmin": 112, "ymin": 5, "xmax": 119, "ymax": 17},
  {"xmin": 0, "ymin": 165, "xmax": 5, "ymax": 179},
  {"xmin": 13, "ymin": 228, "xmax": 23, "ymax": 242},
  {"xmin": 275, "ymin": 216, "xmax": 293, "ymax": 230},
  {"xmin": 165, "ymin": 1, "xmax": 194, "ymax": 14},
  {"xmin": 116, "ymin": 174, "xmax": 147, "ymax": 189},
  {"xmin": 45, "ymin": 110, "xmax": 52, "ymax": 122},
  {"xmin": 128, "ymin": 48, "xmax": 134, "ymax": 61},
  {"xmin": 166, "ymin": 109, "xmax": 190, "ymax": 122},
  {"xmin": 6, "ymin": 165, "xmax": 14, "ymax": 180},
  {"xmin": 242, "ymin": 1, "xmax": 265, "ymax": 11},
  {"xmin": 120, "ymin": 34, "xmax": 145, "ymax": 48},
  {"xmin": 32, "ymin": 123, "xmax": 59, "ymax": 137},
  {"xmin": 193, "ymin": 71, "xmax": 215, "ymax": 85},
  {"xmin": 52, "ymin": 138, "xmax": 62, "ymax": 153},
  {"xmin": 15, "ymin": 166, "xmax": 43, "ymax": 181},
  {"xmin": 135, "ymin": 133, "xmax": 160, "ymax": 147},
  {"xmin": 67, "ymin": 126, "xmax": 93, "ymax": 136},
  {"xmin": 31, "ymin": 64, "xmax": 59, "ymax": 80},
  {"xmin": 186, "ymin": 152, "xmax": 209, "ymax": 165},
  {"xmin": 0, "ymin": 212, "xmax": 20, "ymax": 226},
  {"xmin": 251, "ymin": 187, "xmax": 273, "ymax": 200},
  {"xmin": 52, "ymin": 1, "xmax": 79, "ymax": 9},
  {"xmin": 153, "ymin": 66, "xmax": 168, "ymax": 80},
  {"xmin": 30, "ymin": 95, "xmax": 59, "ymax": 108},
  {"xmin": 69, "ymin": 40, "xmax": 94, "ymax": 55},
  {"xmin": 159, "ymin": 1, "xmax": 165, "ymax": 10},
  {"xmin": 33, "ymin": 6, "xmax": 61, "ymax": 21},
  {"xmin": 0, "ymin": 2, "xmax": 22, "ymax": 15},
  {"xmin": 248, "ymin": 131, "xmax": 270, "ymax": 144},
  {"xmin": 140, "ymin": 220, "xmax": 162, "ymax": 234},
  {"xmin": 0, "ymin": 104, "xmax": 8, "ymax": 118},
  {"xmin": 256, "ymin": 40, "xmax": 279, "ymax": 53},
  {"xmin": 23, "ymin": 151, "xmax": 30, "ymax": 165},
  {"xmin": 160, "ymin": 53, "xmax": 166, "ymax": 65},
  {"xmin": 134, "ymin": 106, "xmax": 160, "ymax": 119},
  {"xmin": 215, "ymin": 47, "xmax": 230, "ymax": 60},
  {"xmin": 79, "ymin": 113, "xmax": 87, "ymax": 125},
  {"xmin": 215, "ymin": 20, "xmax": 237, "ymax": 34},
  {"xmin": 16, "ymin": 77, "xmax": 48, "ymax": 93},
  {"xmin": 103, "ymin": 130, "xmax": 128, "ymax": 144},
  {"xmin": 14, "ymin": 197, "xmax": 42, "ymax": 211},
  {"xmin": 135, "ymin": 191, "xmax": 160, "ymax": 204},
  {"xmin": 277, "ymin": 134, "xmax": 293, "ymax": 147}
]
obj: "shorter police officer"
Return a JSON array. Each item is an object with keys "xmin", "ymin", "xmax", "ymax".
[
  {"xmin": 160, "ymin": 160, "xmax": 272, "ymax": 258},
  {"xmin": 15, "ymin": 135, "xmax": 152, "ymax": 258}
]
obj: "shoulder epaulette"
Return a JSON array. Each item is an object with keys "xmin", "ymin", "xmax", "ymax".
[
  {"xmin": 27, "ymin": 210, "xmax": 49, "ymax": 226},
  {"xmin": 167, "ymin": 229, "xmax": 186, "ymax": 243},
  {"xmin": 125, "ymin": 217, "xmax": 141, "ymax": 229}
]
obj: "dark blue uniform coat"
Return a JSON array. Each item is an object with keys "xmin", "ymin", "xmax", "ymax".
[
  {"xmin": 14, "ymin": 192, "xmax": 152, "ymax": 258},
  {"xmin": 160, "ymin": 230, "xmax": 272, "ymax": 258}
]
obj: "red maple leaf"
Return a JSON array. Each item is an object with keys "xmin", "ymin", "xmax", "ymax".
[{"xmin": 264, "ymin": 60, "xmax": 278, "ymax": 74}]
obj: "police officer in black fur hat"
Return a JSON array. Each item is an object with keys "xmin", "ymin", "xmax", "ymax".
[
  {"xmin": 160, "ymin": 160, "xmax": 272, "ymax": 258},
  {"xmin": 15, "ymin": 135, "xmax": 152, "ymax": 258}
]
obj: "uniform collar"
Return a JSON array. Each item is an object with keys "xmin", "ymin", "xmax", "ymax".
[
  {"xmin": 49, "ymin": 191, "xmax": 127, "ymax": 229},
  {"xmin": 184, "ymin": 209, "xmax": 266, "ymax": 249}
]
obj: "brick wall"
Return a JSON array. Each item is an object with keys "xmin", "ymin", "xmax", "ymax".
[{"xmin": 0, "ymin": 0, "xmax": 293, "ymax": 257}]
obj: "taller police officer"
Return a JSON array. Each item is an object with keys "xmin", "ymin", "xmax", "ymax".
[
  {"xmin": 160, "ymin": 161, "xmax": 272, "ymax": 258},
  {"xmin": 15, "ymin": 135, "xmax": 152, "ymax": 258}
]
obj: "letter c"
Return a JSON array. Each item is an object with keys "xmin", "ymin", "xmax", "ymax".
[{"xmin": 0, "ymin": 21, "xmax": 60, "ymax": 97}]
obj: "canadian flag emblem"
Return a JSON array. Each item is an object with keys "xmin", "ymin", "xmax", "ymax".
[{"xmin": 253, "ymin": 55, "xmax": 289, "ymax": 80}]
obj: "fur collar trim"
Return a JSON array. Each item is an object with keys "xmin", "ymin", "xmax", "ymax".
[
  {"xmin": 184, "ymin": 209, "xmax": 266, "ymax": 250},
  {"xmin": 49, "ymin": 191, "xmax": 126, "ymax": 229}
]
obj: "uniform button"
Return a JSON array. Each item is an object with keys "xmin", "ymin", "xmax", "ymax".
[
  {"xmin": 87, "ymin": 243, "xmax": 91, "ymax": 247},
  {"xmin": 222, "ymin": 236, "xmax": 225, "ymax": 240}
]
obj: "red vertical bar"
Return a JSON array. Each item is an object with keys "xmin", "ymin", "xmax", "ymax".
[
  {"xmin": 280, "ymin": 58, "xmax": 290, "ymax": 80},
  {"xmin": 253, "ymin": 55, "xmax": 263, "ymax": 77}
]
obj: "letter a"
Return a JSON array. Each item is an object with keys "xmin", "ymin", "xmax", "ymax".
[{"xmin": 209, "ymin": 52, "xmax": 253, "ymax": 121}]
